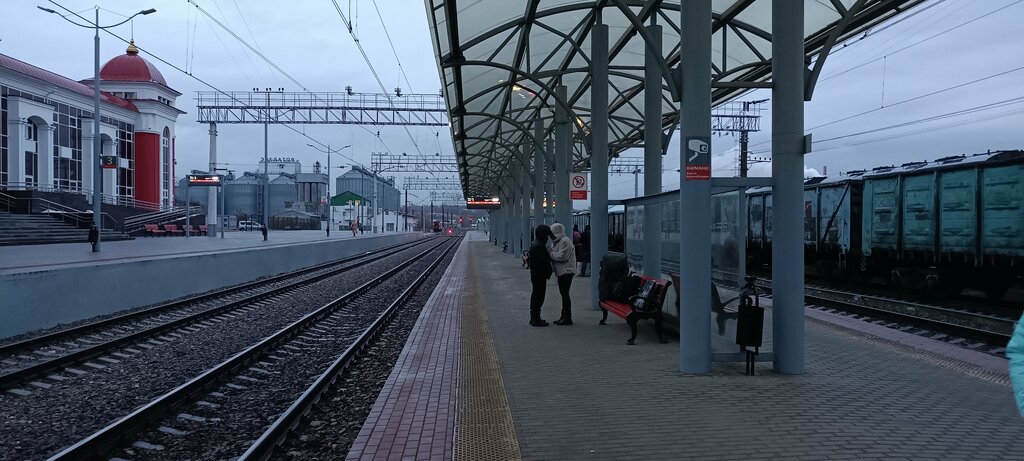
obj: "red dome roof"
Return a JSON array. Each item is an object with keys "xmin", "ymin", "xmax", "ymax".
[{"xmin": 99, "ymin": 41, "xmax": 167, "ymax": 86}]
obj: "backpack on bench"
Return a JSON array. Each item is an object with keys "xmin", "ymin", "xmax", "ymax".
[{"xmin": 630, "ymin": 279, "xmax": 662, "ymax": 314}]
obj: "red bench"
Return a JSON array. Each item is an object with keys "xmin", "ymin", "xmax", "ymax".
[
  {"xmin": 198, "ymin": 224, "xmax": 208, "ymax": 236},
  {"xmin": 143, "ymin": 224, "xmax": 166, "ymax": 237},
  {"xmin": 599, "ymin": 275, "xmax": 671, "ymax": 345},
  {"xmin": 163, "ymin": 224, "xmax": 185, "ymax": 236}
]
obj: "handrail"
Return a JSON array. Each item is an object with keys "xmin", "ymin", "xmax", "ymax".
[{"xmin": 0, "ymin": 191, "xmax": 121, "ymax": 232}]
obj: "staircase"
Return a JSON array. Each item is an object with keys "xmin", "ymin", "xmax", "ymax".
[
  {"xmin": 0, "ymin": 211, "xmax": 131, "ymax": 246},
  {"xmin": 124, "ymin": 206, "xmax": 203, "ymax": 235}
]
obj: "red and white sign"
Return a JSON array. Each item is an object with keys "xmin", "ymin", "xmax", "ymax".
[{"xmin": 570, "ymin": 172, "xmax": 588, "ymax": 200}]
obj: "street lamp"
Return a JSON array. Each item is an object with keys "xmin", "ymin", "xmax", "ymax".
[
  {"xmin": 307, "ymin": 143, "xmax": 351, "ymax": 236},
  {"xmin": 39, "ymin": 2, "xmax": 156, "ymax": 252}
]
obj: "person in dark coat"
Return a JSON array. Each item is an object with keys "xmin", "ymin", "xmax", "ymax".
[
  {"xmin": 87, "ymin": 224, "xmax": 99, "ymax": 252},
  {"xmin": 579, "ymin": 224, "xmax": 591, "ymax": 277},
  {"xmin": 261, "ymin": 223, "xmax": 268, "ymax": 241},
  {"xmin": 528, "ymin": 224, "xmax": 555, "ymax": 327}
]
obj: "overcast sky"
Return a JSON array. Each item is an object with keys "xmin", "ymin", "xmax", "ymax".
[{"xmin": 2, "ymin": 0, "xmax": 1022, "ymax": 204}]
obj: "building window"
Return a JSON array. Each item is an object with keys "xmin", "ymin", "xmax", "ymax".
[
  {"xmin": 117, "ymin": 126, "xmax": 134, "ymax": 199},
  {"xmin": 161, "ymin": 127, "xmax": 170, "ymax": 207},
  {"xmin": 52, "ymin": 104, "xmax": 83, "ymax": 190}
]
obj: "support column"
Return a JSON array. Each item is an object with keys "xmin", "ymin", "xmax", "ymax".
[
  {"xmin": 544, "ymin": 139, "xmax": 555, "ymax": 224},
  {"xmin": 82, "ymin": 121, "xmax": 95, "ymax": 199},
  {"xmin": 521, "ymin": 140, "xmax": 531, "ymax": 252},
  {"xmin": 643, "ymin": 22, "xmax": 663, "ymax": 278},
  {"xmin": 554, "ymin": 85, "xmax": 571, "ymax": 226},
  {"xmin": 38, "ymin": 125, "xmax": 54, "ymax": 187},
  {"xmin": 591, "ymin": 16, "xmax": 609, "ymax": 310},
  {"xmin": 679, "ymin": 0, "xmax": 713, "ymax": 374},
  {"xmin": 533, "ymin": 120, "xmax": 544, "ymax": 229},
  {"xmin": 772, "ymin": 0, "xmax": 806, "ymax": 374},
  {"xmin": 509, "ymin": 169, "xmax": 519, "ymax": 257},
  {"xmin": 7, "ymin": 119, "xmax": 25, "ymax": 187},
  {"xmin": 207, "ymin": 122, "xmax": 219, "ymax": 237}
]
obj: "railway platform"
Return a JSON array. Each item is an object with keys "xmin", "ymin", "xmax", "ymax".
[
  {"xmin": 351, "ymin": 231, "xmax": 1023, "ymax": 460},
  {"xmin": 0, "ymin": 230, "xmax": 423, "ymax": 339}
]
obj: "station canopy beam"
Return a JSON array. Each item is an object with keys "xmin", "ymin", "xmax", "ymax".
[
  {"xmin": 196, "ymin": 91, "xmax": 448, "ymax": 126},
  {"xmin": 426, "ymin": 0, "xmax": 926, "ymax": 198},
  {"xmin": 403, "ymin": 176, "xmax": 463, "ymax": 191},
  {"xmin": 371, "ymin": 152, "xmax": 459, "ymax": 173}
]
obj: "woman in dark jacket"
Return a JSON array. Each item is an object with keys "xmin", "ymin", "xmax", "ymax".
[{"xmin": 528, "ymin": 224, "xmax": 555, "ymax": 327}]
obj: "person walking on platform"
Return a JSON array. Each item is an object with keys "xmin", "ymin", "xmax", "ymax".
[
  {"xmin": 579, "ymin": 224, "xmax": 592, "ymax": 277},
  {"xmin": 261, "ymin": 223, "xmax": 268, "ymax": 241},
  {"xmin": 87, "ymin": 224, "xmax": 99, "ymax": 252},
  {"xmin": 351, "ymin": 221, "xmax": 358, "ymax": 237},
  {"xmin": 1008, "ymin": 312, "xmax": 1024, "ymax": 416},
  {"xmin": 548, "ymin": 222, "xmax": 577, "ymax": 325},
  {"xmin": 528, "ymin": 224, "xmax": 554, "ymax": 327}
]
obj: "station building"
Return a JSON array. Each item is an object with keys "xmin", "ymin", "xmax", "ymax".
[{"xmin": 0, "ymin": 42, "xmax": 182, "ymax": 209}]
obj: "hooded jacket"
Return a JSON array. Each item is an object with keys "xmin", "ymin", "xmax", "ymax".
[
  {"xmin": 1008, "ymin": 314, "xmax": 1024, "ymax": 416},
  {"xmin": 548, "ymin": 223, "xmax": 577, "ymax": 276},
  {"xmin": 529, "ymin": 225, "xmax": 554, "ymax": 280}
]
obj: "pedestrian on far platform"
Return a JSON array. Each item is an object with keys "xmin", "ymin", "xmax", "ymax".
[
  {"xmin": 547, "ymin": 222, "xmax": 577, "ymax": 326},
  {"xmin": 261, "ymin": 223, "xmax": 268, "ymax": 241},
  {"xmin": 87, "ymin": 224, "xmax": 99, "ymax": 252},
  {"xmin": 579, "ymin": 224, "xmax": 591, "ymax": 277}
]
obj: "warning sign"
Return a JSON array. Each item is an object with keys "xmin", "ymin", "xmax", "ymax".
[
  {"xmin": 570, "ymin": 172, "xmax": 588, "ymax": 200},
  {"xmin": 685, "ymin": 136, "xmax": 711, "ymax": 180}
]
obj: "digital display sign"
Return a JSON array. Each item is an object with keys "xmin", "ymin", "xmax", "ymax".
[
  {"xmin": 466, "ymin": 196, "xmax": 501, "ymax": 209},
  {"xmin": 187, "ymin": 174, "xmax": 223, "ymax": 187}
]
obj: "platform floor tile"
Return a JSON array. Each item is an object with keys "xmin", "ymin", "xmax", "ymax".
[{"xmin": 466, "ymin": 241, "xmax": 1024, "ymax": 460}]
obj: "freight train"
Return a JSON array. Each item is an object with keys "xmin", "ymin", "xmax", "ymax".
[{"xmin": 576, "ymin": 150, "xmax": 1024, "ymax": 299}]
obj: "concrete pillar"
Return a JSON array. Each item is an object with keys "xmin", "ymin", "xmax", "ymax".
[
  {"xmin": 679, "ymin": 0, "xmax": 713, "ymax": 374},
  {"xmin": 38, "ymin": 125, "xmax": 54, "ymax": 187},
  {"xmin": 544, "ymin": 139, "xmax": 555, "ymax": 224},
  {"xmin": 7, "ymin": 119, "xmax": 25, "ymax": 187},
  {"xmin": 772, "ymin": 0, "xmax": 806, "ymax": 374},
  {"xmin": 590, "ymin": 17, "xmax": 610, "ymax": 310},
  {"xmin": 510, "ymin": 167, "xmax": 519, "ymax": 257},
  {"xmin": 521, "ymin": 140, "xmax": 531, "ymax": 252},
  {"xmin": 207, "ymin": 122, "xmax": 219, "ymax": 237},
  {"xmin": 554, "ymin": 84, "xmax": 571, "ymax": 227},
  {"xmin": 643, "ymin": 23, "xmax": 663, "ymax": 278},
  {"xmin": 81, "ymin": 121, "xmax": 95, "ymax": 200},
  {"xmin": 533, "ymin": 120, "xmax": 544, "ymax": 230}
]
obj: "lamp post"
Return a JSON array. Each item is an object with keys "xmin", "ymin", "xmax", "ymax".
[
  {"xmin": 39, "ymin": 2, "xmax": 156, "ymax": 252},
  {"xmin": 307, "ymin": 144, "xmax": 350, "ymax": 237}
]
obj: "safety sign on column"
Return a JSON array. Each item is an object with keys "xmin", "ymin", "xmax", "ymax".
[
  {"xmin": 570, "ymin": 172, "xmax": 588, "ymax": 200},
  {"xmin": 685, "ymin": 136, "xmax": 711, "ymax": 180}
]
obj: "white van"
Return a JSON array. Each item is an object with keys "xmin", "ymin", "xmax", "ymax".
[{"xmin": 238, "ymin": 220, "xmax": 263, "ymax": 231}]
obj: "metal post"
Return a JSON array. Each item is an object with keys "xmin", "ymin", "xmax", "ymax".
[
  {"xmin": 679, "ymin": 0, "xmax": 713, "ymax": 374},
  {"xmin": 91, "ymin": 8, "xmax": 102, "ymax": 251},
  {"xmin": 739, "ymin": 131, "xmax": 749, "ymax": 178},
  {"xmin": 591, "ymin": 16, "xmax": 609, "ymax": 311},
  {"xmin": 644, "ymin": 23, "xmax": 663, "ymax": 278},
  {"xmin": 220, "ymin": 183, "xmax": 225, "ymax": 238},
  {"xmin": 263, "ymin": 92, "xmax": 270, "ymax": 238},
  {"xmin": 326, "ymin": 144, "xmax": 331, "ymax": 237},
  {"xmin": 736, "ymin": 191, "xmax": 746, "ymax": 287},
  {"xmin": 533, "ymin": 120, "xmax": 544, "ymax": 228},
  {"xmin": 405, "ymin": 189, "xmax": 408, "ymax": 231},
  {"xmin": 554, "ymin": 85, "xmax": 571, "ymax": 226},
  {"xmin": 521, "ymin": 138, "xmax": 531, "ymax": 252},
  {"xmin": 772, "ymin": 0, "xmax": 806, "ymax": 375},
  {"xmin": 544, "ymin": 139, "xmax": 555, "ymax": 224},
  {"xmin": 372, "ymin": 168, "xmax": 378, "ymax": 233},
  {"xmin": 208, "ymin": 122, "xmax": 218, "ymax": 238},
  {"xmin": 185, "ymin": 179, "xmax": 190, "ymax": 239}
]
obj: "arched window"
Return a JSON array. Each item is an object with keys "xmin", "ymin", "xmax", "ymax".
[{"xmin": 162, "ymin": 127, "xmax": 170, "ymax": 207}]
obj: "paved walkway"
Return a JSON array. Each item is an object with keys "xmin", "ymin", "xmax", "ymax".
[{"xmin": 464, "ymin": 237, "xmax": 1023, "ymax": 460}]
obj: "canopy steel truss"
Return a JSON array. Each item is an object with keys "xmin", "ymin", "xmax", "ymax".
[
  {"xmin": 403, "ymin": 177, "xmax": 462, "ymax": 191},
  {"xmin": 195, "ymin": 91, "xmax": 448, "ymax": 126},
  {"xmin": 370, "ymin": 152, "xmax": 459, "ymax": 173}
]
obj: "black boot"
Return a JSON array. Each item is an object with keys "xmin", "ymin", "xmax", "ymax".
[
  {"xmin": 530, "ymin": 318, "xmax": 549, "ymax": 327},
  {"xmin": 553, "ymin": 316, "xmax": 573, "ymax": 326}
]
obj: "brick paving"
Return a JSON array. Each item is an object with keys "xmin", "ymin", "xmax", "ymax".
[
  {"xmin": 346, "ymin": 240, "xmax": 466, "ymax": 461},
  {"xmin": 466, "ymin": 239, "xmax": 1024, "ymax": 460}
]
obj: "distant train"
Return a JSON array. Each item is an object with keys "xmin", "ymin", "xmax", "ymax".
[
  {"xmin": 576, "ymin": 150, "xmax": 1024, "ymax": 299},
  {"xmin": 432, "ymin": 221, "xmax": 443, "ymax": 233}
]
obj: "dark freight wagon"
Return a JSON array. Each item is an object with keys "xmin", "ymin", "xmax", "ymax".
[{"xmin": 861, "ymin": 150, "xmax": 1024, "ymax": 298}]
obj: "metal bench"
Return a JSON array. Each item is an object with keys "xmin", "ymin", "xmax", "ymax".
[
  {"xmin": 143, "ymin": 224, "xmax": 166, "ymax": 237},
  {"xmin": 599, "ymin": 274, "xmax": 671, "ymax": 345}
]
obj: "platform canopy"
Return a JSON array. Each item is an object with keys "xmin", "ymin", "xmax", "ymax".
[{"xmin": 425, "ymin": 0, "xmax": 924, "ymax": 197}]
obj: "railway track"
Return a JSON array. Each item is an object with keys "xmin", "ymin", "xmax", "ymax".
[
  {"xmin": 0, "ymin": 238, "xmax": 433, "ymax": 391},
  {"xmin": 47, "ymin": 236, "xmax": 460, "ymax": 460},
  {"xmin": 711, "ymin": 270, "xmax": 1014, "ymax": 349}
]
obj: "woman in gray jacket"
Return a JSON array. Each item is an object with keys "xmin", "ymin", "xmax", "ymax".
[{"xmin": 547, "ymin": 223, "xmax": 577, "ymax": 325}]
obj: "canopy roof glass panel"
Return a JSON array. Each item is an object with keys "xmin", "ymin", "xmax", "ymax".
[{"xmin": 426, "ymin": 0, "xmax": 925, "ymax": 196}]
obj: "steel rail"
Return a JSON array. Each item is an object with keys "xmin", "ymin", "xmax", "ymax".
[
  {"xmin": 46, "ymin": 237, "xmax": 453, "ymax": 461},
  {"xmin": 239, "ymin": 236, "xmax": 462, "ymax": 460},
  {"xmin": 0, "ymin": 238, "xmax": 435, "ymax": 390}
]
